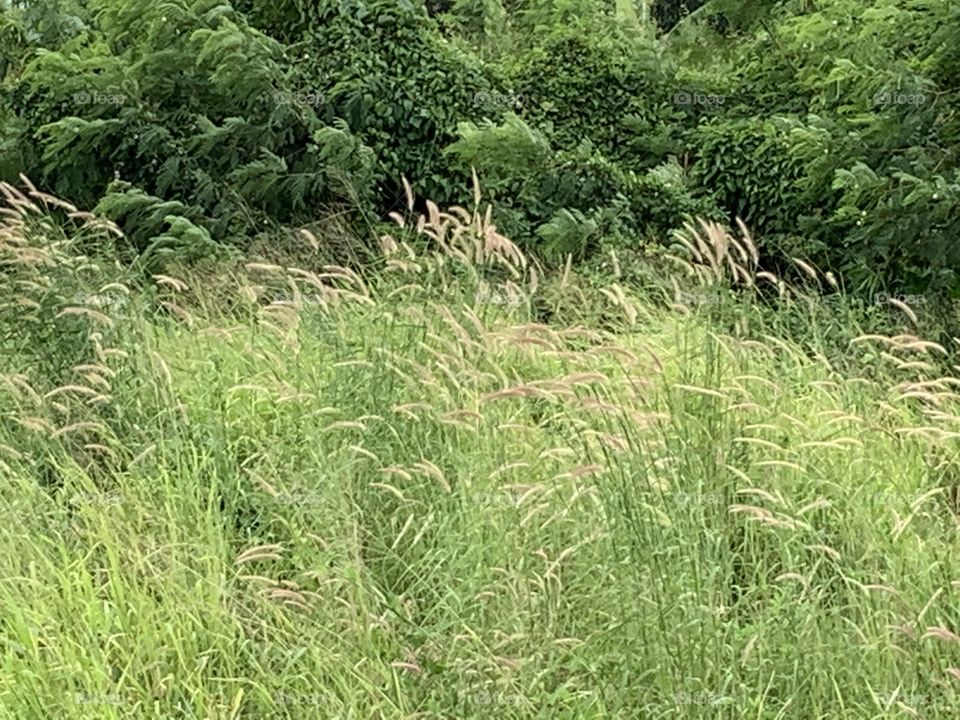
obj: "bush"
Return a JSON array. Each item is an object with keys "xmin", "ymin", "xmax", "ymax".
[
  {"xmin": 445, "ymin": 114, "xmax": 720, "ymax": 261},
  {"xmin": 244, "ymin": 0, "xmax": 507, "ymax": 210},
  {"xmin": 652, "ymin": 0, "xmax": 710, "ymax": 34},
  {"xmin": 669, "ymin": 0, "xmax": 960, "ymax": 295},
  {"xmin": 1, "ymin": 0, "xmax": 377, "ymax": 263},
  {"xmin": 688, "ymin": 117, "xmax": 807, "ymax": 238},
  {"xmin": 507, "ymin": 21, "xmax": 681, "ymax": 175}
]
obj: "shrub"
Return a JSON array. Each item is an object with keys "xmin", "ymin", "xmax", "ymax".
[
  {"xmin": 675, "ymin": 0, "xmax": 960, "ymax": 295},
  {"xmin": 1, "ymin": 0, "xmax": 377, "ymax": 263},
  {"xmin": 507, "ymin": 20, "xmax": 682, "ymax": 174},
  {"xmin": 243, "ymin": 0, "xmax": 507, "ymax": 210},
  {"xmin": 688, "ymin": 117, "xmax": 807, "ymax": 238},
  {"xmin": 445, "ymin": 114, "xmax": 720, "ymax": 262},
  {"xmin": 652, "ymin": 0, "xmax": 710, "ymax": 34}
]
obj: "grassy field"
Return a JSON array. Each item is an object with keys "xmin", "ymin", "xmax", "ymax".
[{"xmin": 2, "ymin": 181, "xmax": 960, "ymax": 718}]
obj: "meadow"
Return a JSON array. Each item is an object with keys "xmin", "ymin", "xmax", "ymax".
[{"xmin": 2, "ymin": 178, "xmax": 960, "ymax": 718}]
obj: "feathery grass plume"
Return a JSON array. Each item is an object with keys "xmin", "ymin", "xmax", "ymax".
[
  {"xmin": 922, "ymin": 626, "xmax": 960, "ymax": 643},
  {"xmin": 791, "ymin": 258, "xmax": 819, "ymax": 283},
  {"xmin": 796, "ymin": 437, "xmax": 862, "ymax": 449},
  {"xmin": 158, "ymin": 301, "xmax": 195, "ymax": 327},
  {"xmin": 401, "ymin": 175, "xmax": 415, "ymax": 212},
  {"xmin": 369, "ymin": 482, "xmax": 406, "ymax": 502},
  {"xmin": 756, "ymin": 460, "xmax": 806, "ymax": 472},
  {"xmin": 737, "ymin": 487, "xmax": 786, "ymax": 506},
  {"xmin": 0, "ymin": 180, "xmax": 41, "ymax": 213},
  {"xmin": 805, "ymin": 544, "xmax": 841, "ymax": 561},
  {"xmin": 566, "ymin": 464, "xmax": 604, "ymax": 479},
  {"xmin": 898, "ymin": 340, "xmax": 948, "ymax": 356},
  {"xmin": 887, "ymin": 298, "xmax": 919, "ymax": 325},
  {"xmin": 14, "ymin": 416, "xmax": 54, "ymax": 434},
  {"xmin": 3, "ymin": 374, "xmax": 42, "ymax": 404},
  {"xmin": 671, "ymin": 384, "xmax": 729, "ymax": 400},
  {"xmin": 670, "ymin": 228, "xmax": 704, "ymax": 264},
  {"xmin": 236, "ymin": 544, "xmax": 284, "ymax": 565},
  {"xmin": 412, "ymin": 461, "xmax": 451, "ymax": 492},
  {"xmin": 754, "ymin": 271, "xmax": 779, "ymax": 287},
  {"xmin": 380, "ymin": 466, "xmax": 414, "ymax": 482},
  {"xmin": 732, "ymin": 436, "xmax": 786, "ymax": 452},
  {"xmin": 51, "ymin": 421, "xmax": 109, "ymax": 438},
  {"xmin": 441, "ymin": 409, "xmax": 483, "ymax": 425},
  {"xmin": 796, "ymin": 498, "xmax": 832, "ymax": 515},
  {"xmin": 43, "ymin": 384, "xmax": 102, "ymax": 400},
  {"xmin": 688, "ymin": 221, "xmax": 711, "ymax": 263},
  {"xmin": 775, "ymin": 573, "xmax": 810, "ymax": 588},
  {"xmin": 153, "ymin": 274, "xmax": 189, "ymax": 293},
  {"xmin": 734, "ymin": 217, "xmax": 759, "ymax": 267}
]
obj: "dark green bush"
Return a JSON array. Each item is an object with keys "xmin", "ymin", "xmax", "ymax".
[
  {"xmin": 688, "ymin": 118, "xmax": 807, "ymax": 238},
  {"xmin": 5, "ymin": 0, "xmax": 958, "ymax": 299},
  {"xmin": 652, "ymin": 0, "xmax": 709, "ymax": 34},
  {"xmin": 445, "ymin": 114, "xmax": 720, "ymax": 261},
  {"xmin": 668, "ymin": 0, "xmax": 960, "ymax": 295},
  {"xmin": 507, "ymin": 21, "xmax": 681, "ymax": 175},
  {"xmin": 242, "ymin": 0, "xmax": 507, "ymax": 210},
  {"xmin": 1, "ymin": 0, "xmax": 377, "ymax": 263}
]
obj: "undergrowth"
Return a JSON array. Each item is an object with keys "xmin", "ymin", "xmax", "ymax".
[{"xmin": 1, "ymin": 179, "xmax": 960, "ymax": 718}]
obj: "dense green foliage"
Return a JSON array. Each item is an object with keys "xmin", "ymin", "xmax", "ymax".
[
  {"xmin": 506, "ymin": 21, "xmax": 675, "ymax": 171},
  {"xmin": 6, "ymin": 2, "xmax": 960, "ymax": 716},
  {"xmin": 445, "ymin": 114, "xmax": 718, "ymax": 260},
  {"xmin": 670, "ymin": 0, "xmax": 960, "ymax": 293},
  {"xmin": 1, "ymin": 0, "xmax": 958, "ymax": 289},
  {"xmin": 285, "ymin": 0, "xmax": 504, "ymax": 208},
  {"xmin": 3, "ymin": 0, "xmax": 378, "ymax": 260}
]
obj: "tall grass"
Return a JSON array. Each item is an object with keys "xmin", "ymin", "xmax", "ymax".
[{"xmin": 1, "ymin": 177, "xmax": 959, "ymax": 718}]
